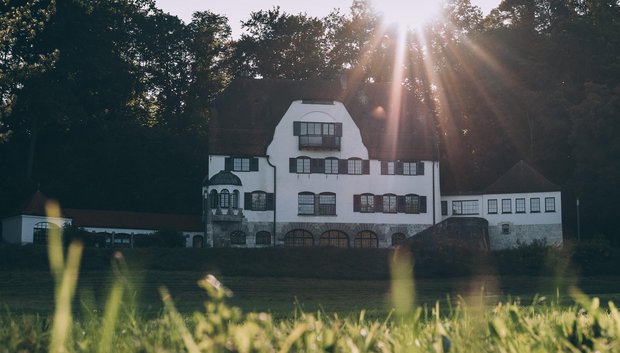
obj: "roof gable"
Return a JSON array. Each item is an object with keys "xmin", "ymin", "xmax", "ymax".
[
  {"xmin": 484, "ymin": 160, "xmax": 560, "ymax": 194},
  {"xmin": 209, "ymin": 78, "xmax": 438, "ymax": 161}
]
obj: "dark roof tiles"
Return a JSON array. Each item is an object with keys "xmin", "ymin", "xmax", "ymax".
[
  {"xmin": 484, "ymin": 160, "xmax": 561, "ymax": 194},
  {"xmin": 210, "ymin": 78, "xmax": 438, "ymax": 160}
]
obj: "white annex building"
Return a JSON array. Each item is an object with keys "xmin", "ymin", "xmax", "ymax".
[{"xmin": 203, "ymin": 78, "xmax": 563, "ymax": 250}]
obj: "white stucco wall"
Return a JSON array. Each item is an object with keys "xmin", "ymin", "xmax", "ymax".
[
  {"xmin": 2, "ymin": 215, "xmax": 71, "ymax": 244},
  {"xmin": 266, "ymin": 100, "xmax": 439, "ymax": 226}
]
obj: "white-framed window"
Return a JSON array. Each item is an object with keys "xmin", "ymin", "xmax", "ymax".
[
  {"xmin": 348, "ymin": 159, "xmax": 362, "ymax": 174},
  {"xmin": 530, "ymin": 198, "xmax": 541, "ymax": 213},
  {"xmin": 252, "ymin": 191, "xmax": 267, "ymax": 211},
  {"xmin": 360, "ymin": 193, "xmax": 374, "ymax": 213},
  {"xmin": 296, "ymin": 157, "xmax": 311, "ymax": 174},
  {"xmin": 383, "ymin": 194, "xmax": 397, "ymax": 213},
  {"xmin": 298, "ymin": 192, "xmax": 315, "ymax": 215},
  {"xmin": 403, "ymin": 162, "xmax": 417, "ymax": 175},
  {"xmin": 488, "ymin": 199, "xmax": 498, "ymax": 214},
  {"xmin": 502, "ymin": 199, "xmax": 512, "ymax": 213},
  {"xmin": 545, "ymin": 197, "xmax": 555, "ymax": 212},
  {"xmin": 325, "ymin": 158, "xmax": 339, "ymax": 174},
  {"xmin": 387, "ymin": 162, "xmax": 395, "ymax": 175},
  {"xmin": 319, "ymin": 193, "xmax": 336, "ymax": 215},
  {"xmin": 404, "ymin": 194, "xmax": 420, "ymax": 214},
  {"xmin": 233, "ymin": 157, "xmax": 251, "ymax": 172},
  {"xmin": 452, "ymin": 200, "xmax": 479, "ymax": 215},
  {"xmin": 220, "ymin": 189, "xmax": 230, "ymax": 209},
  {"xmin": 516, "ymin": 198, "xmax": 526, "ymax": 213}
]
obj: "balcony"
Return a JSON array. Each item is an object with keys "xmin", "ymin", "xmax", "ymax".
[
  {"xmin": 298, "ymin": 135, "xmax": 341, "ymax": 150},
  {"xmin": 208, "ymin": 207, "xmax": 244, "ymax": 222}
]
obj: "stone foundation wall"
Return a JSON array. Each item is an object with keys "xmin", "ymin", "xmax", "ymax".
[
  {"xmin": 489, "ymin": 223, "xmax": 563, "ymax": 250},
  {"xmin": 209, "ymin": 221, "xmax": 431, "ymax": 248}
]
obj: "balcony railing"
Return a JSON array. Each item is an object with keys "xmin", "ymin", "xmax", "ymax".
[
  {"xmin": 298, "ymin": 135, "xmax": 341, "ymax": 150},
  {"xmin": 208, "ymin": 207, "xmax": 244, "ymax": 222}
]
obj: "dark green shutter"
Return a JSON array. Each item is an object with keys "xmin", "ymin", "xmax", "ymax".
[
  {"xmin": 266, "ymin": 193, "xmax": 275, "ymax": 210},
  {"xmin": 375, "ymin": 195, "xmax": 384, "ymax": 213},
  {"xmin": 335, "ymin": 123, "xmax": 343, "ymax": 137},
  {"xmin": 224, "ymin": 157, "xmax": 233, "ymax": 171},
  {"xmin": 353, "ymin": 195, "xmax": 361, "ymax": 212},
  {"xmin": 289, "ymin": 158, "xmax": 297, "ymax": 173},
  {"xmin": 339, "ymin": 159, "xmax": 348, "ymax": 174},
  {"xmin": 397, "ymin": 196, "xmax": 406, "ymax": 213},
  {"xmin": 417, "ymin": 162, "xmax": 425, "ymax": 175},
  {"xmin": 244, "ymin": 192, "xmax": 252, "ymax": 210},
  {"xmin": 250, "ymin": 158, "xmax": 259, "ymax": 171},
  {"xmin": 293, "ymin": 122, "xmax": 301, "ymax": 136},
  {"xmin": 395, "ymin": 162, "xmax": 404, "ymax": 175},
  {"xmin": 311, "ymin": 158, "xmax": 324, "ymax": 173},
  {"xmin": 420, "ymin": 196, "xmax": 427, "ymax": 213},
  {"xmin": 380, "ymin": 161, "xmax": 388, "ymax": 175},
  {"xmin": 362, "ymin": 160, "xmax": 370, "ymax": 174}
]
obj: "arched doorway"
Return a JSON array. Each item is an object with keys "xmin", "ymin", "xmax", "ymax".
[{"xmin": 192, "ymin": 235, "xmax": 204, "ymax": 248}]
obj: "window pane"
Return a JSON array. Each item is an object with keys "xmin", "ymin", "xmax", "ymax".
[
  {"xmin": 319, "ymin": 193, "xmax": 336, "ymax": 215},
  {"xmin": 405, "ymin": 195, "xmax": 419, "ymax": 213},
  {"xmin": 298, "ymin": 193, "xmax": 315, "ymax": 214},
  {"xmin": 452, "ymin": 200, "xmax": 478, "ymax": 215},
  {"xmin": 516, "ymin": 198, "xmax": 526, "ymax": 213},
  {"xmin": 531, "ymin": 198, "xmax": 540, "ymax": 212},
  {"xmin": 387, "ymin": 162, "xmax": 395, "ymax": 175},
  {"xmin": 325, "ymin": 159, "xmax": 338, "ymax": 174},
  {"xmin": 348, "ymin": 159, "xmax": 361, "ymax": 174},
  {"xmin": 488, "ymin": 199, "xmax": 498, "ymax": 214},
  {"xmin": 383, "ymin": 195, "xmax": 396, "ymax": 213},
  {"xmin": 361, "ymin": 194, "xmax": 374, "ymax": 213},
  {"xmin": 403, "ymin": 162, "xmax": 417, "ymax": 175},
  {"xmin": 300, "ymin": 122, "xmax": 307, "ymax": 135},
  {"xmin": 252, "ymin": 192, "xmax": 267, "ymax": 210},
  {"xmin": 545, "ymin": 197, "xmax": 555, "ymax": 212},
  {"xmin": 502, "ymin": 199, "xmax": 511, "ymax": 213}
]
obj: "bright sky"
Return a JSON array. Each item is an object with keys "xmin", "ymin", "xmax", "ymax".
[{"xmin": 155, "ymin": 0, "xmax": 501, "ymax": 38}]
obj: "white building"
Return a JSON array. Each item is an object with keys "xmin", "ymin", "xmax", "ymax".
[
  {"xmin": 1, "ymin": 191, "xmax": 203, "ymax": 247},
  {"xmin": 203, "ymin": 78, "xmax": 563, "ymax": 249}
]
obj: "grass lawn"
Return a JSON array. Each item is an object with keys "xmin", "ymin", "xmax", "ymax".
[{"xmin": 2, "ymin": 270, "xmax": 620, "ymax": 318}]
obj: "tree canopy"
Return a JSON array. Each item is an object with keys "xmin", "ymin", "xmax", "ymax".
[{"xmin": 1, "ymin": 0, "xmax": 619, "ymax": 241}]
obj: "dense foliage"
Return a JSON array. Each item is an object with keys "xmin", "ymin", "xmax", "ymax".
[{"xmin": 1, "ymin": 0, "xmax": 619, "ymax": 240}]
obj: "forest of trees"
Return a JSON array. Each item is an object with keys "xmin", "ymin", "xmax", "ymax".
[{"xmin": 1, "ymin": 0, "xmax": 618, "ymax": 241}]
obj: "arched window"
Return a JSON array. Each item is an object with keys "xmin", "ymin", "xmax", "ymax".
[
  {"xmin": 391, "ymin": 233, "xmax": 406, "ymax": 246},
  {"xmin": 32, "ymin": 222, "xmax": 60, "ymax": 245},
  {"xmin": 383, "ymin": 194, "xmax": 397, "ymax": 213},
  {"xmin": 319, "ymin": 230, "xmax": 349, "ymax": 248},
  {"xmin": 220, "ymin": 189, "xmax": 230, "ymax": 209},
  {"xmin": 232, "ymin": 190, "xmax": 240, "ymax": 209},
  {"xmin": 296, "ymin": 157, "xmax": 311, "ymax": 174},
  {"xmin": 284, "ymin": 229, "xmax": 314, "ymax": 247},
  {"xmin": 209, "ymin": 190, "xmax": 218, "ymax": 208},
  {"xmin": 360, "ymin": 193, "xmax": 375, "ymax": 213},
  {"xmin": 114, "ymin": 233, "xmax": 131, "ymax": 248},
  {"xmin": 255, "ymin": 231, "xmax": 271, "ymax": 245},
  {"xmin": 404, "ymin": 194, "xmax": 420, "ymax": 214},
  {"xmin": 354, "ymin": 231, "xmax": 378, "ymax": 248},
  {"xmin": 298, "ymin": 192, "xmax": 315, "ymax": 215},
  {"xmin": 192, "ymin": 235, "xmax": 204, "ymax": 248},
  {"xmin": 230, "ymin": 231, "xmax": 246, "ymax": 245},
  {"xmin": 347, "ymin": 158, "xmax": 362, "ymax": 174}
]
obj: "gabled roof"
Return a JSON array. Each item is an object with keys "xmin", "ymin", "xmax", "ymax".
[
  {"xmin": 484, "ymin": 160, "xmax": 561, "ymax": 194},
  {"xmin": 209, "ymin": 78, "xmax": 438, "ymax": 161},
  {"xmin": 64, "ymin": 209, "xmax": 203, "ymax": 232},
  {"xmin": 13, "ymin": 191, "xmax": 67, "ymax": 218}
]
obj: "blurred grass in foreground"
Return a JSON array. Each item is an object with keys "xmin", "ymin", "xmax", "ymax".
[{"xmin": 2, "ymin": 204, "xmax": 620, "ymax": 352}]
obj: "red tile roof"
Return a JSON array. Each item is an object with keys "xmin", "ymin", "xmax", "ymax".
[
  {"xmin": 64, "ymin": 209, "xmax": 203, "ymax": 232},
  {"xmin": 210, "ymin": 78, "xmax": 438, "ymax": 161}
]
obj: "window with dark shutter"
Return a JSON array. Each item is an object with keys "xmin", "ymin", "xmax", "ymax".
[
  {"xmin": 381, "ymin": 161, "xmax": 388, "ymax": 175},
  {"xmin": 293, "ymin": 121, "xmax": 301, "ymax": 136},
  {"xmin": 395, "ymin": 162, "xmax": 404, "ymax": 175},
  {"xmin": 441, "ymin": 201, "xmax": 448, "ymax": 215},
  {"xmin": 244, "ymin": 192, "xmax": 252, "ymax": 210},
  {"xmin": 289, "ymin": 158, "xmax": 297, "ymax": 173},
  {"xmin": 362, "ymin": 160, "xmax": 370, "ymax": 174},
  {"xmin": 396, "ymin": 196, "xmax": 406, "ymax": 213},
  {"xmin": 339, "ymin": 159, "xmax": 348, "ymax": 174},
  {"xmin": 224, "ymin": 157, "xmax": 233, "ymax": 171},
  {"xmin": 374, "ymin": 195, "xmax": 383, "ymax": 212},
  {"xmin": 417, "ymin": 162, "xmax": 425, "ymax": 175},
  {"xmin": 353, "ymin": 195, "xmax": 361, "ymax": 212},
  {"xmin": 311, "ymin": 158, "xmax": 325, "ymax": 173},
  {"xmin": 420, "ymin": 196, "xmax": 427, "ymax": 213},
  {"xmin": 250, "ymin": 158, "xmax": 259, "ymax": 171},
  {"xmin": 266, "ymin": 193, "xmax": 275, "ymax": 210}
]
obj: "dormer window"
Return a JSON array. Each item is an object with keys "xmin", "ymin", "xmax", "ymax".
[{"xmin": 293, "ymin": 122, "xmax": 342, "ymax": 150}]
